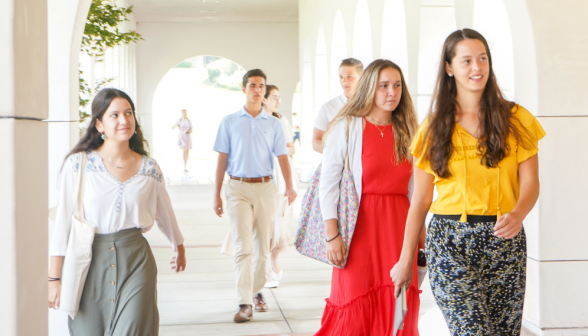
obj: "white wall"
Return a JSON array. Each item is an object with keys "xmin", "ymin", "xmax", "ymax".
[{"xmin": 135, "ymin": 22, "xmax": 299, "ymax": 148}]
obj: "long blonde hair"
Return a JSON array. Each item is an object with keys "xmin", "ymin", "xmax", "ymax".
[{"xmin": 325, "ymin": 59, "xmax": 418, "ymax": 164}]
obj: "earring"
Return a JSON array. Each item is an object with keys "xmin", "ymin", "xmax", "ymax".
[
  {"xmin": 134, "ymin": 131, "xmax": 137, "ymax": 135},
  {"xmin": 448, "ymin": 73, "xmax": 453, "ymax": 77},
  {"xmin": 101, "ymin": 133, "xmax": 106, "ymax": 140}
]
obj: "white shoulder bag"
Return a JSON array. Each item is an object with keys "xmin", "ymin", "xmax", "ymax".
[{"xmin": 59, "ymin": 152, "xmax": 96, "ymax": 319}]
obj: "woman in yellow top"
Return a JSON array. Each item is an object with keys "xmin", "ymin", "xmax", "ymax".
[{"xmin": 391, "ymin": 29, "xmax": 545, "ymax": 335}]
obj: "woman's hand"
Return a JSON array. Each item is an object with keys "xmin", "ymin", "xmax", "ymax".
[
  {"xmin": 171, "ymin": 244, "xmax": 187, "ymax": 272},
  {"xmin": 48, "ymin": 281, "xmax": 61, "ymax": 309},
  {"xmin": 494, "ymin": 211, "xmax": 523, "ymax": 239},
  {"xmin": 390, "ymin": 259, "xmax": 413, "ymax": 298},
  {"xmin": 326, "ymin": 234, "xmax": 346, "ymax": 267}
]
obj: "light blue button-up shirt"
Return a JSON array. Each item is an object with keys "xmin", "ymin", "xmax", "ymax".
[{"xmin": 213, "ymin": 107, "xmax": 288, "ymax": 178}]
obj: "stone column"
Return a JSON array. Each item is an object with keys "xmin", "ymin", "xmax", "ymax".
[
  {"xmin": 0, "ymin": 0, "xmax": 49, "ymax": 335},
  {"xmin": 505, "ymin": 1, "xmax": 588, "ymax": 335}
]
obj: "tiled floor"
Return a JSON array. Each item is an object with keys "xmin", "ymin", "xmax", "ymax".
[{"xmin": 144, "ymin": 183, "xmax": 538, "ymax": 336}]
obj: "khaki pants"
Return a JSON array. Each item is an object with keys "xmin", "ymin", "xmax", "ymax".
[{"xmin": 225, "ymin": 179, "xmax": 277, "ymax": 305}]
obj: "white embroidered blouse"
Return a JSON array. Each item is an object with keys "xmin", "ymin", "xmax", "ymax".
[{"xmin": 49, "ymin": 151, "xmax": 185, "ymax": 256}]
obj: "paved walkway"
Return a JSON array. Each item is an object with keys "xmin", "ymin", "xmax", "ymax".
[{"xmin": 144, "ymin": 182, "xmax": 537, "ymax": 336}]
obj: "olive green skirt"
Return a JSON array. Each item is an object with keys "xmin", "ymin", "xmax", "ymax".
[{"xmin": 68, "ymin": 228, "xmax": 159, "ymax": 336}]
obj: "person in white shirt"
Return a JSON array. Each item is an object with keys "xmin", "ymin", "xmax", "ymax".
[
  {"xmin": 48, "ymin": 88, "xmax": 186, "ymax": 335},
  {"xmin": 312, "ymin": 58, "xmax": 364, "ymax": 153}
]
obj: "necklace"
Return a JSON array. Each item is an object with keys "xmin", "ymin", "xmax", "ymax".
[
  {"xmin": 366, "ymin": 116, "xmax": 390, "ymax": 137},
  {"xmin": 100, "ymin": 153, "xmax": 133, "ymax": 169},
  {"xmin": 366, "ymin": 115, "xmax": 391, "ymax": 126}
]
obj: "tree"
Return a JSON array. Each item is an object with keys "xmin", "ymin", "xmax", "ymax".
[{"xmin": 79, "ymin": 0, "xmax": 143, "ymax": 122}]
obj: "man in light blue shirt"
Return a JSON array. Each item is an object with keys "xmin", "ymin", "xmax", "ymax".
[{"xmin": 213, "ymin": 69, "xmax": 296, "ymax": 323}]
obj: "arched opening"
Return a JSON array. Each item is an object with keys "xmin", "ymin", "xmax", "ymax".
[
  {"xmin": 416, "ymin": 5, "xmax": 457, "ymax": 121},
  {"xmin": 330, "ymin": 11, "xmax": 348, "ymax": 97},
  {"xmin": 151, "ymin": 55, "xmax": 246, "ymax": 184},
  {"xmin": 381, "ymin": 0, "xmax": 409, "ymax": 81},
  {"xmin": 473, "ymin": 0, "xmax": 515, "ymax": 100},
  {"xmin": 300, "ymin": 36, "xmax": 315, "ymax": 181},
  {"xmin": 352, "ymin": 0, "xmax": 374, "ymax": 66},
  {"xmin": 314, "ymin": 25, "xmax": 329, "ymax": 117}
]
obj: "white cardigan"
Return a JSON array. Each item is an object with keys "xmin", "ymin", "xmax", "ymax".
[{"xmin": 319, "ymin": 116, "xmax": 414, "ymax": 221}]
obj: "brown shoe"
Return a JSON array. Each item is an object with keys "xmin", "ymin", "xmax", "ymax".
[
  {"xmin": 233, "ymin": 304, "xmax": 252, "ymax": 323},
  {"xmin": 253, "ymin": 293, "xmax": 268, "ymax": 312}
]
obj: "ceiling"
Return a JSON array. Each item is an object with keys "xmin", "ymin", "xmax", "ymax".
[{"xmin": 127, "ymin": 0, "xmax": 298, "ymax": 23}]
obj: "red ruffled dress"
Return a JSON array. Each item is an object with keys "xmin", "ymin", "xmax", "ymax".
[{"xmin": 315, "ymin": 119, "xmax": 420, "ymax": 336}]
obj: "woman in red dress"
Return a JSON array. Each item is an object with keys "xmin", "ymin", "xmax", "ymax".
[{"xmin": 317, "ymin": 59, "xmax": 420, "ymax": 336}]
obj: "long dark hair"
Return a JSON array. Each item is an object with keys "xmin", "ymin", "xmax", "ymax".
[
  {"xmin": 67, "ymin": 88, "xmax": 149, "ymax": 160},
  {"xmin": 326, "ymin": 59, "xmax": 418, "ymax": 164},
  {"xmin": 424, "ymin": 29, "xmax": 531, "ymax": 178},
  {"xmin": 264, "ymin": 84, "xmax": 282, "ymax": 119}
]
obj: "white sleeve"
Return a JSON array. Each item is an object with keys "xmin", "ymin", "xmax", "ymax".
[
  {"xmin": 281, "ymin": 118, "xmax": 294, "ymax": 143},
  {"xmin": 49, "ymin": 154, "xmax": 79, "ymax": 256},
  {"xmin": 319, "ymin": 119, "xmax": 348, "ymax": 221},
  {"xmin": 154, "ymin": 170, "xmax": 185, "ymax": 251},
  {"xmin": 313, "ymin": 103, "xmax": 330, "ymax": 132}
]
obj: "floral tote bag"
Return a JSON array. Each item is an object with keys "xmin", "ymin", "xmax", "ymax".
[{"xmin": 294, "ymin": 153, "xmax": 359, "ymax": 268}]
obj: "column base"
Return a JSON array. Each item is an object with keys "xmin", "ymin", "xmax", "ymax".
[{"xmin": 524, "ymin": 321, "xmax": 588, "ymax": 336}]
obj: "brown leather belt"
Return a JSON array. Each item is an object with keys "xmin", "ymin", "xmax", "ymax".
[{"xmin": 229, "ymin": 175, "xmax": 273, "ymax": 183}]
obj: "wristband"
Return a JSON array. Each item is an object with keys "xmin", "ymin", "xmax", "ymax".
[{"xmin": 326, "ymin": 232, "xmax": 340, "ymax": 242}]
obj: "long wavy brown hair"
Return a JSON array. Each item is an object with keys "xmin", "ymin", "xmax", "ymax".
[
  {"xmin": 325, "ymin": 59, "xmax": 418, "ymax": 164},
  {"xmin": 424, "ymin": 29, "xmax": 531, "ymax": 178}
]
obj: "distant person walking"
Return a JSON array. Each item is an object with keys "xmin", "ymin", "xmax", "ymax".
[{"xmin": 172, "ymin": 109, "xmax": 192, "ymax": 172}]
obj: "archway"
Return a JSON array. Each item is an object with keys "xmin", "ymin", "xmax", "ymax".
[
  {"xmin": 416, "ymin": 4, "xmax": 457, "ymax": 121},
  {"xmin": 381, "ymin": 0, "xmax": 409, "ymax": 80},
  {"xmin": 330, "ymin": 11, "xmax": 348, "ymax": 97},
  {"xmin": 314, "ymin": 25, "xmax": 329, "ymax": 117},
  {"xmin": 151, "ymin": 55, "xmax": 246, "ymax": 184},
  {"xmin": 352, "ymin": 0, "xmax": 374, "ymax": 66},
  {"xmin": 473, "ymin": 0, "xmax": 515, "ymax": 100}
]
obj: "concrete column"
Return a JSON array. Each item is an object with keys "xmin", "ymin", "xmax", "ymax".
[
  {"xmin": 0, "ymin": 0, "xmax": 49, "ymax": 335},
  {"xmin": 506, "ymin": 1, "xmax": 588, "ymax": 334}
]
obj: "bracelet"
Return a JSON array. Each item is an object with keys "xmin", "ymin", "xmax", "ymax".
[
  {"xmin": 48, "ymin": 277, "xmax": 60, "ymax": 282},
  {"xmin": 326, "ymin": 232, "xmax": 340, "ymax": 242}
]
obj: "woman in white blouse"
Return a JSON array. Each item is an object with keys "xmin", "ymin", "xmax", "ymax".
[
  {"xmin": 262, "ymin": 85, "xmax": 297, "ymax": 288},
  {"xmin": 48, "ymin": 88, "xmax": 186, "ymax": 335}
]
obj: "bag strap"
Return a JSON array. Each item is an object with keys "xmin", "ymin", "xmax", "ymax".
[
  {"xmin": 344, "ymin": 116, "xmax": 351, "ymax": 170},
  {"xmin": 75, "ymin": 152, "xmax": 88, "ymax": 220}
]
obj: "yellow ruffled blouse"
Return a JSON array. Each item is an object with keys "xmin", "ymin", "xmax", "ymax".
[{"xmin": 410, "ymin": 105, "xmax": 546, "ymax": 221}]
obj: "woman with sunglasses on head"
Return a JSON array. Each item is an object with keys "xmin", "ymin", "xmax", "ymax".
[
  {"xmin": 316, "ymin": 60, "xmax": 420, "ymax": 335},
  {"xmin": 391, "ymin": 29, "xmax": 545, "ymax": 335},
  {"xmin": 48, "ymin": 88, "xmax": 186, "ymax": 336}
]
